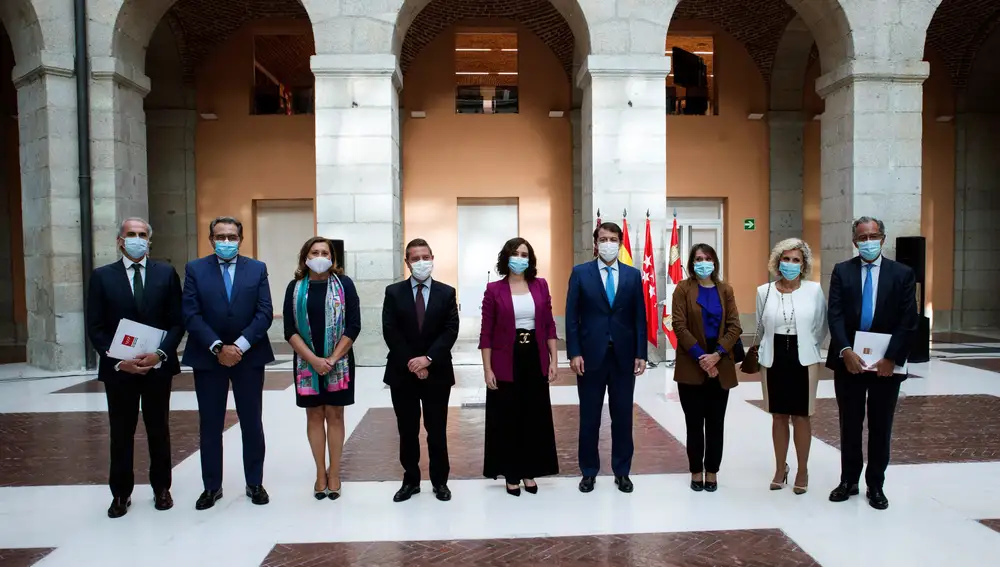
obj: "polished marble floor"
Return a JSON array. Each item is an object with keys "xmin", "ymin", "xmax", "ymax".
[{"xmin": 2, "ymin": 335, "xmax": 1000, "ymax": 566}]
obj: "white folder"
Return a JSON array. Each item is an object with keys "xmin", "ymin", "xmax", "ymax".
[
  {"xmin": 853, "ymin": 331, "xmax": 908, "ymax": 374},
  {"xmin": 108, "ymin": 318, "xmax": 167, "ymax": 361}
]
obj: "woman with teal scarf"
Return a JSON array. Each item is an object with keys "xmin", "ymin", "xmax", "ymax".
[{"xmin": 283, "ymin": 237, "xmax": 360, "ymax": 501}]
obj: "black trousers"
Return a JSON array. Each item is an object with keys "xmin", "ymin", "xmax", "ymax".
[
  {"xmin": 193, "ymin": 367, "xmax": 266, "ymax": 491},
  {"xmin": 390, "ymin": 379, "xmax": 451, "ymax": 486},
  {"xmin": 105, "ymin": 375, "xmax": 172, "ymax": 497},
  {"xmin": 677, "ymin": 379, "xmax": 730, "ymax": 474},
  {"xmin": 834, "ymin": 371, "xmax": 901, "ymax": 489}
]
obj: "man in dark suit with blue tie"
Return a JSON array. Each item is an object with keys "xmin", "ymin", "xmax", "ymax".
[
  {"xmin": 182, "ymin": 216, "xmax": 275, "ymax": 510},
  {"xmin": 566, "ymin": 222, "xmax": 648, "ymax": 494},
  {"xmin": 87, "ymin": 217, "xmax": 184, "ymax": 518},
  {"xmin": 826, "ymin": 216, "xmax": 917, "ymax": 510}
]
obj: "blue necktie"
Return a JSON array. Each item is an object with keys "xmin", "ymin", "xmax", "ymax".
[
  {"xmin": 604, "ymin": 266, "xmax": 616, "ymax": 306},
  {"xmin": 861, "ymin": 263, "xmax": 874, "ymax": 331},
  {"xmin": 222, "ymin": 263, "xmax": 233, "ymax": 301}
]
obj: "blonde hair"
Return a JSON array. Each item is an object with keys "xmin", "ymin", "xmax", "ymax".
[{"xmin": 768, "ymin": 238, "xmax": 813, "ymax": 279}]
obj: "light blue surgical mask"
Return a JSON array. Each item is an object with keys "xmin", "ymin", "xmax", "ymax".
[
  {"xmin": 779, "ymin": 261, "xmax": 801, "ymax": 281},
  {"xmin": 693, "ymin": 261, "xmax": 715, "ymax": 280},
  {"xmin": 123, "ymin": 237, "xmax": 148, "ymax": 260},
  {"xmin": 214, "ymin": 241, "xmax": 239, "ymax": 261},
  {"xmin": 857, "ymin": 240, "xmax": 882, "ymax": 262},
  {"xmin": 508, "ymin": 257, "xmax": 529, "ymax": 275}
]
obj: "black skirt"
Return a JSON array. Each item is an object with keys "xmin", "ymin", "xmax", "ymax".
[
  {"xmin": 483, "ymin": 329, "xmax": 559, "ymax": 483},
  {"xmin": 763, "ymin": 334, "xmax": 810, "ymax": 416}
]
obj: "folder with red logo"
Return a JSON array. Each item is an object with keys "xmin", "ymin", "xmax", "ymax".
[{"xmin": 108, "ymin": 318, "xmax": 167, "ymax": 361}]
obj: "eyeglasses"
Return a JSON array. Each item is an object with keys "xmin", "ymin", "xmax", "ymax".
[
  {"xmin": 855, "ymin": 233, "xmax": 883, "ymax": 242},
  {"xmin": 212, "ymin": 235, "xmax": 240, "ymax": 242}
]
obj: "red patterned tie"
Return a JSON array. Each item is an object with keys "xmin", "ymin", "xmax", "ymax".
[{"xmin": 415, "ymin": 284, "xmax": 426, "ymax": 331}]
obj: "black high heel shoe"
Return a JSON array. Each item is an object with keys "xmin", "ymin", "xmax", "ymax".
[
  {"xmin": 523, "ymin": 480, "xmax": 538, "ymax": 494},
  {"xmin": 690, "ymin": 474, "xmax": 705, "ymax": 492},
  {"xmin": 704, "ymin": 474, "xmax": 719, "ymax": 492},
  {"xmin": 506, "ymin": 483, "xmax": 521, "ymax": 497}
]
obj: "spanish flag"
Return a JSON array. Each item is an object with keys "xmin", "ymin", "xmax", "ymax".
[{"xmin": 619, "ymin": 214, "xmax": 634, "ymax": 266}]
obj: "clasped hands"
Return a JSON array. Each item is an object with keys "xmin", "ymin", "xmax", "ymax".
[
  {"xmin": 843, "ymin": 349, "xmax": 895, "ymax": 377},
  {"xmin": 112, "ymin": 351, "xmax": 161, "ymax": 375},
  {"xmin": 569, "ymin": 357, "xmax": 647, "ymax": 377},
  {"xmin": 308, "ymin": 353, "xmax": 342, "ymax": 376},
  {"xmin": 698, "ymin": 352, "xmax": 722, "ymax": 378},
  {"xmin": 217, "ymin": 345, "xmax": 243, "ymax": 367},
  {"xmin": 408, "ymin": 356, "xmax": 431, "ymax": 379}
]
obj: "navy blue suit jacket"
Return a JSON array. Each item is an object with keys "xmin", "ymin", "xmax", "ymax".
[
  {"xmin": 181, "ymin": 254, "xmax": 275, "ymax": 370},
  {"xmin": 565, "ymin": 260, "xmax": 648, "ymax": 372}
]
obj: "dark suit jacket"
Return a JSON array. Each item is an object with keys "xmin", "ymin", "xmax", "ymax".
[
  {"xmin": 671, "ymin": 278, "xmax": 742, "ymax": 389},
  {"xmin": 86, "ymin": 259, "xmax": 184, "ymax": 382},
  {"xmin": 181, "ymin": 254, "xmax": 275, "ymax": 370},
  {"xmin": 565, "ymin": 260, "xmax": 648, "ymax": 373},
  {"xmin": 382, "ymin": 278, "xmax": 460, "ymax": 387},
  {"xmin": 826, "ymin": 256, "xmax": 917, "ymax": 377},
  {"xmin": 478, "ymin": 277, "xmax": 558, "ymax": 382}
]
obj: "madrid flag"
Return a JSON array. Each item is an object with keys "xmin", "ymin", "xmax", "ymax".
[
  {"xmin": 662, "ymin": 213, "xmax": 682, "ymax": 349},
  {"xmin": 619, "ymin": 214, "xmax": 634, "ymax": 266},
  {"xmin": 641, "ymin": 216, "xmax": 658, "ymax": 347}
]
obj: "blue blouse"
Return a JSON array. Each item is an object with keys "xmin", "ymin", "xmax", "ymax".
[{"xmin": 690, "ymin": 285, "xmax": 725, "ymax": 360}]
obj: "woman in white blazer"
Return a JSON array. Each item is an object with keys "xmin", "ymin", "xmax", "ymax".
[{"xmin": 756, "ymin": 238, "xmax": 827, "ymax": 495}]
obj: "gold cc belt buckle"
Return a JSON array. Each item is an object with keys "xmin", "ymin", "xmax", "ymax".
[{"xmin": 518, "ymin": 332, "xmax": 531, "ymax": 344}]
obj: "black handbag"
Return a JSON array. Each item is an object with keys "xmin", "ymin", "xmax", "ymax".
[{"xmin": 733, "ymin": 338, "xmax": 746, "ymax": 363}]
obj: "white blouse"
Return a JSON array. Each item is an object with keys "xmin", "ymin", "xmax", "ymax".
[
  {"xmin": 512, "ymin": 293, "xmax": 536, "ymax": 330},
  {"xmin": 775, "ymin": 290, "xmax": 799, "ymax": 335},
  {"xmin": 755, "ymin": 280, "xmax": 828, "ymax": 368}
]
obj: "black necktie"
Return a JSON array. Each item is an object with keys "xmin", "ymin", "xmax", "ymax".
[
  {"xmin": 132, "ymin": 264, "xmax": 145, "ymax": 310},
  {"xmin": 415, "ymin": 284, "xmax": 426, "ymax": 331}
]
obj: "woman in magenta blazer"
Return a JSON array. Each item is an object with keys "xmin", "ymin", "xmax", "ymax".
[{"xmin": 480, "ymin": 237, "xmax": 560, "ymax": 496}]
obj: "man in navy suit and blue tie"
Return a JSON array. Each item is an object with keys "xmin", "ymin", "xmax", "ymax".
[
  {"xmin": 182, "ymin": 216, "xmax": 275, "ymax": 510},
  {"xmin": 826, "ymin": 216, "xmax": 917, "ymax": 510},
  {"xmin": 566, "ymin": 221, "xmax": 648, "ymax": 494}
]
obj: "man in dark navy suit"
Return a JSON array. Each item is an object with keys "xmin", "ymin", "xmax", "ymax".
[
  {"xmin": 87, "ymin": 217, "xmax": 184, "ymax": 518},
  {"xmin": 827, "ymin": 216, "xmax": 917, "ymax": 510},
  {"xmin": 182, "ymin": 216, "xmax": 274, "ymax": 510},
  {"xmin": 566, "ymin": 222, "xmax": 648, "ymax": 494}
]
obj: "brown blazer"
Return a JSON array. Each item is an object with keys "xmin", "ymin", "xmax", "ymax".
[{"xmin": 671, "ymin": 278, "xmax": 743, "ymax": 389}]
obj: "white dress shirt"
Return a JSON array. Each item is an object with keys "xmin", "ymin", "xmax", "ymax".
[
  {"xmin": 410, "ymin": 277, "xmax": 431, "ymax": 308},
  {"xmin": 209, "ymin": 256, "xmax": 251, "ymax": 355},
  {"xmin": 116, "ymin": 255, "xmax": 164, "ymax": 370},
  {"xmin": 597, "ymin": 259, "xmax": 620, "ymax": 294},
  {"xmin": 861, "ymin": 255, "xmax": 882, "ymax": 318}
]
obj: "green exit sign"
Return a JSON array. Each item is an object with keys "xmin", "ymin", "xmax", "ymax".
[{"xmin": 743, "ymin": 218, "xmax": 756, "ymax": 231}]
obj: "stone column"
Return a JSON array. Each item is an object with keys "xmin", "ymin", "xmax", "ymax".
[
  {"xmin": 578, "ymin": 55, "xmax": 670, "ymax": 358},
  {"xmin": 89, "ymin": 57, "xmax": 151, "ymax": 267},
  {"xmin": 12, "ymin": 55, "xmax": 86, "ymax": 370},
  {"xmin": 570, "ymin": 108, "xmax": 588, "ymax": 265},
  {"xmin": 768, "ymin": 111, "xmax": 806, "ymax": 248},
  {"xmin": 816, "ymin": 61, "xmax": 928, "ymax": 281},
  {"xmin": 312, "ymin": 54, "xmax": 402, "ymax": 366},
  {"xmin": 146, "ymin": 107, "xmax": 198, "ymax": 273}
]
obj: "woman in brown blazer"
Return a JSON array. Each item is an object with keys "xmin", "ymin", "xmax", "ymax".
[{"xmin": 671, "ymin": 243, "xmax": 742, "ymax": 493}]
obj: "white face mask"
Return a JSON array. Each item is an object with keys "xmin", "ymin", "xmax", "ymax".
[
  {"xmin": 305, "ymin": 257, "xmax": 333, "ymax": 274},
  {"xmin": 597, "ymin": 242, "xmax": 619, "ymax": 263},
  {"xmin": 410, "ymin": 260, "xmax": 433, "ymax": 281}
]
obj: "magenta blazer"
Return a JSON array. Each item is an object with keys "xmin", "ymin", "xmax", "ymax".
[{"xmin": 478, "ymin": 277, "xmax": 558, "ymax": 382}]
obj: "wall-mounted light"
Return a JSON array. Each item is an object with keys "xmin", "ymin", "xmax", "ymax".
[
  {"xmin": 548, "ymin": 110, "xmax": 564, "ymax": 118},
  {"xmin": 936, "ymin": 115, "xmax": 954, "ymax": 122},
  {"xmin": 410, "ymin": 111, "xmax": 427, "ymax": 119},
  {"xmin": 747, "ymin": 113, "xmax": 764, "ymax": 120},
  {"xmin": 200, "ymin": 113, "xmax": 218, "ymax": 120}
]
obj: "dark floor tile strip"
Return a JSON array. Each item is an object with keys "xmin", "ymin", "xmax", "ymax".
[{"xmin": 0, "ymin": 548, "xmax": 56, "ymax": 567}]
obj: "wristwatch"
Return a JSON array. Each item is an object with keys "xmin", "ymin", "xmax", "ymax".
[
  {"xmin": 156, "ymin": 350, "xmax": 168, "ymax": 363},
  {"xmin": 212, "ymin": 343, "xmax": 223, "ymax": 355}
]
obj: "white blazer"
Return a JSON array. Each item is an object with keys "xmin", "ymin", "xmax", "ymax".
[{"xmin": 754, "ymin": 280, "xmax": 828, "ymax": 368}]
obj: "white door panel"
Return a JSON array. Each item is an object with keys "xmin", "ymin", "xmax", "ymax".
[
  {"xmin": 255, "ymin": 200, "xmax": 315, "ymax": 314},
  {"xmin": 457, "ymin": 199, "xmax": 518, "ymax": 331}
]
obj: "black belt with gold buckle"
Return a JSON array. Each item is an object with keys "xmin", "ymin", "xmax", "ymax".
[{"xmin": 517, "ymin": 330, "xmax": 533, "ymax": 344}]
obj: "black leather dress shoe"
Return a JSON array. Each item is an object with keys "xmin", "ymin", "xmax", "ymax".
[
  {"xmin": 246, "ymin": 485, "xmax": 269, "ymax": 505},
  {"xmin": 195, "ymin": 489, "xmax": 223, "ymax": 510},
  {"xmin": 614, "ymin": 476, "xmax": 634, "ymax": 493},
  {"xmin": 828, "ymin": 482, "xmax": 860, "ymax": 502},
  {"xmin": 579, "ymin": 476, "xmax": 596, "ymax": 493},
  {"xmin": 433, "ymin": 484, "xmax": 452, "ymax": 501},
  {"xmin": 107, "ymin": 496, "xmax": 131, "ymax": 519},
  {"xmin": 154, "ymin": 489, "xmax": 173, "ymax": 511},
  {"xmin": 393, "ymin": 483, "xmax": 420, "ymax": 502},
  {"xmin": 866, "ymin": 488, "xmax": 889, "ymax": 510}
]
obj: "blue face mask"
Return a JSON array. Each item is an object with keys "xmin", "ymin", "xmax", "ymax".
[
  {"xmin": 779, "ymin": 261, "xmax": 801, "ymax": 281},
  {"xmin": 214, "ymin": 241, "xmax": 239, "ymax": 260},
  {"xmin": 508, "ymin": 257, "xmax": 529, "ymax": 275},
  {"xmin": 857, "ymin": 240, "xmax": 882, "ymax": 262},
  {"xmin": 693, "ymin": 261, "xmax": 715, "ymax": 280},
  {"xmin": 122, "ymin": 237, "xmax": 148, "ymax": 259}
]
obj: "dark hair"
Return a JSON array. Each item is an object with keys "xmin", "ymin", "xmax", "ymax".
[
  {"xmin": 593, "ymin": 222, "xmax": 623, "ymax": 243},
  {"xmin": 404, "ymin": 238, "xmax": 433, "ymax": 261},
  {"xmin": 496, "ymin": 237, "xmax": 537, "ymax": 280},
  {"xmin": 686, "ymin": 243, "xmax": 721, "ymax": 284},
  {"xmin": 294, "ymin": 236, "xmax": 343, "ymax": 280},
  {"xmin": 209, "ymin": 216, "xmax": 243, "ymax": 239}
]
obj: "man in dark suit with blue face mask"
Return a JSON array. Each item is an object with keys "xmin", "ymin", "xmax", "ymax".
[
  {"xmin": 826, "ymin": 216, "xmax": 917, "ymax": 510},
  {"xmin": 182, "ymin": 216, "xmax": 275, "ymax": 510}
]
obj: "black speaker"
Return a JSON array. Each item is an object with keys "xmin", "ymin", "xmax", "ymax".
[
  {"xmin": 909, "ymin": 315, "xmax": 931, "ymax": 363},
  {"xmin": 330, "ymin": 239, "xmax": 345, "ymax": 274},
  {"xmin": 895, "ymin": 236, "xmax": 926, "ymax": 284}
]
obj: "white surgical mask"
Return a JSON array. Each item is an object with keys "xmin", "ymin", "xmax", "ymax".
[
  {"xmin": 597, "ymin": 242, "xmax": 619, "ymax": 263},
  {"xmin": 410, "ymin": 260, "xmax": 433, "ymax": 281},
  {"xmin": 305, "ymin": 257, "xmax": 333, "ymax": 274}
]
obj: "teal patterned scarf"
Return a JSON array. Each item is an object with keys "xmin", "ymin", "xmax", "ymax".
[{"xmin": 293, "ymin": 276, "xmax": 350, "ymax": 395}]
